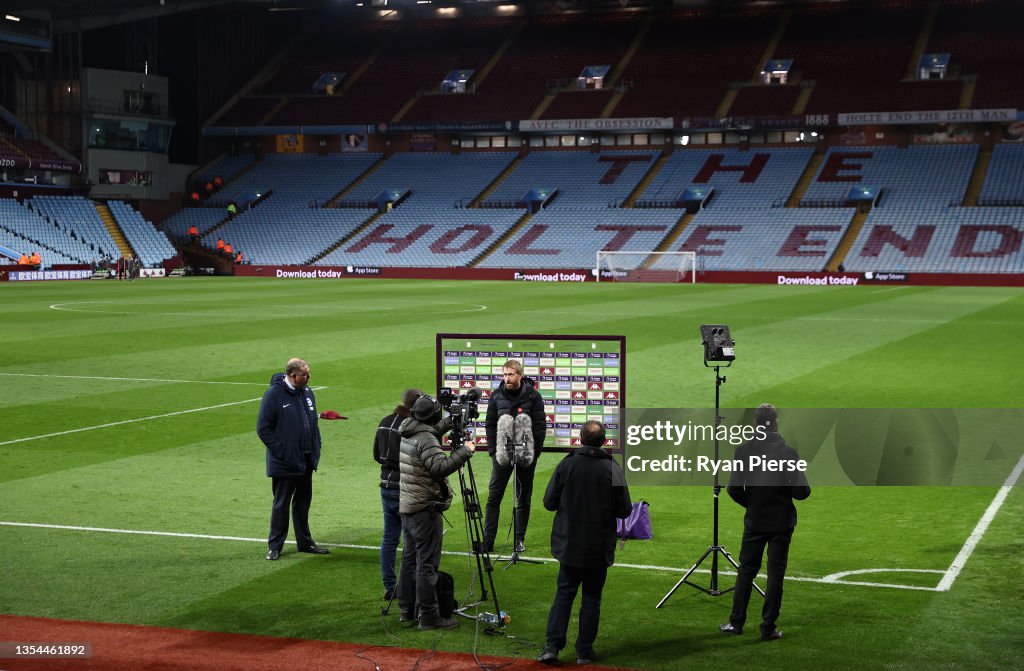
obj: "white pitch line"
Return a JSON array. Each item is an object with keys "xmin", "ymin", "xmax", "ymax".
[
  {"xmin": 0, "ymin": 386, "xmax": 326, "ymax": 447},
  {"xmin": 0, "ymin": 521, "xmax": 380, "ymax": 552},
  {"xmin": 0, "ymin": 520, "xmax": 940, "ymax": 591},
  {"xmin": 936, "ymin": 452, "xmax": 1024, "ymax": 592},
  {"xmin": 0, "ymin": 372, "xmax": 266, "ymax": 386}
]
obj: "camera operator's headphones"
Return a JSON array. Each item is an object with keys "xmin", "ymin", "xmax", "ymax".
[{"xmin": 411, "ymin": 395, "xmax": 443, "ymax": 423}]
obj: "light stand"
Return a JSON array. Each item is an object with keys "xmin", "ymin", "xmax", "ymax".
[
  {"xmin": 657, "ymin": 325, "xmax": 763, "ymax": 605},
  {"xmin": 500, "ymin": 436, "xmax": 541, "ymax": 569}
]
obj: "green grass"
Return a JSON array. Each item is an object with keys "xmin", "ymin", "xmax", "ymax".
[{"xmin": 1, "ymin": 278, "xmax": 1022, "ymax": 670}]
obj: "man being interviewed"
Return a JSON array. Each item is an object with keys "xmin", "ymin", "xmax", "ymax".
[
  {"xmin": 484, "ymin": 359, "xmax": 547, "ymax": 553},
  {"xmin": 538, "ymin": 420, "xmax": 631, "ymax": 666},
  {"xmin": 398, "ymin": 395, "xmax": 476, "ymax": 630},
  {"xmin": 257, "ymin": 358, "xmax": 329, "ymax": 561}
]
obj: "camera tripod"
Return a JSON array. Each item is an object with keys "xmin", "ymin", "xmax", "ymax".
[
  {"xmin": 455, "ymin": 455, "xmax": 506, "ymax": 629},
  {"xmin": 657, "ymin": 364, "xmax": 763, "ymax": 605},
  {"xmin": 500, "ymin": 437, "xmax": 542, "ymax": 569}
]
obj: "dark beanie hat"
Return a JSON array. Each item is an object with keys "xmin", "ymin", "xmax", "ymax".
[
  {"xmin": 411, "ymin": 395, "xmax": 442, "ymax": 422},
  {"xmin": 401, "ymin": 388, "xmax": 424, "ymax": 409}
]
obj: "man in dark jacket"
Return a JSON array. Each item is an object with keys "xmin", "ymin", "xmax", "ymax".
[
  {"xmin": 398, "ymin": 395, "xmax": 476, "ymax": 630},
  {"xmin": 483, "ymin": 359, "xmax": 547, "ymax": 553},
  {"xmin": 373, "ymin": 387, "xmax": 422, "ymax": 600},
  {"xmin": 538, "ymin": 420, "xmax": 631, "ymax": 666},
  {"xmin": 721, "ymin": 403, "xmax": 811, "ymax": 641},
  {"xmin": 257, "ymin": 358, "xmax": 329, "ymax": 561}
]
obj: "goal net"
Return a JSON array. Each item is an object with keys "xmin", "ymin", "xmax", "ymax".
[{"xmin": 596, "ymin": 251, "xmax": 697, "ymax": 283}]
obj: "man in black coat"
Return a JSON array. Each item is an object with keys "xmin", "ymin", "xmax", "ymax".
[
  {"xmin": 373, "ymin": 387, "xmax": 421, "ymax": 599},
  {"xmin": 257, "ymin": 358, "xmax": 329, "ymax": 560},
  {"xmin": 721, "ymin": 404, "xmax": 811, "ymax": 641},
  {"xmin": 538, "ymin": 420, "xmax": 631, "ymax": 666},
  {"xmin": 484, "ymin": 359, "xmax": 547, "ymax": 553}
]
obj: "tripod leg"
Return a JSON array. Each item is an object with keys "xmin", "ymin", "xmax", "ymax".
[
  {"xmin": 721, "ymin": 546, "xmax": 765, "ymax": 597},
  {"xmin": 657, "ymin": 546, "xmax": 715, "ymax": 607}
]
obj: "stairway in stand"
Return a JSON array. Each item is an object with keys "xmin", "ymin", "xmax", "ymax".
[{"xmin": 96, "ymin": 202, "xmax": 135, "ymax": 257}]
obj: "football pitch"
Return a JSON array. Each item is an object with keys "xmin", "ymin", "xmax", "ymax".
[{"xmin": 1, "ymin": 277, "xmax": 1022, "ymax": 670}]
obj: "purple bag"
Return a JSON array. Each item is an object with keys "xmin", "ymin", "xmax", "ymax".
[{"xmin": 617, "ymin": 500, "xmax": 652, "ymax": 544}]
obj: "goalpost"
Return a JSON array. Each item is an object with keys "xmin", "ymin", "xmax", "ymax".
[{"xmin": 596, "ymin": 250, "xmax": 697, "ymax": 283}]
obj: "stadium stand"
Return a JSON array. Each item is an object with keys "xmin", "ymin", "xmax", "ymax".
[
  {"xmin": 0, "ymin": 199, "xmax": 82, "ymax": 265},
  {"xmin": 670, "ymin": 207, "xmax": 855, "ymax": 271},
  {"xmin": 324, "ymin": 18, "xmax": 518, "ymax": 125},
  {"xmin": 540, "ymin": 89, "xmax": 617, "ymax": 122},
  {"xmin": 613, "ymin": 8, "xmax": 780, "ymax": 120},
  {"xmin": 162, "ymin": 208, "xmax": 228, "ymax": 242},
  {"xmin": 485, "ymin": 150, "xmax": 656, "ymax": 207},
  {"xmin": 208, "ymin": 153, "xmax": 382, "ymax": 208},
  {"xmin": 27, "ymin": 196, "xmax": 121, "ymax": 260},
  {"xmin": 478, "ymin": 208, "xmax": 683, "ymax": 269},
  {"xmin": 775, "ymin": 2, "xmax": 959, "ymax": 114},
  {"xmin": 212, "ymin": 98, "xmax": 280, "ymax": 127},
  {"xmin": 727, "ymin": 85, "xmax": 802, "ymax": 118},
  {"xmin": 928, "ymin": 0, "xmax": 1024, "ymax": 110},
  {"xmin": 340, "ymin": 152, "xmax": 516, "ymax": 207},
  {"xmin": 637, "ymin": 147, "xmax": 814, "ymax": 208},
  {"xmin": 403, "ymin": 14, "xmax": 641, "ymax": 125},
  {"xmin": 318, "ymin": 207, "xmax": 523, "ymax": 268},
  {"xmin": 801, "ymin": 145, "xmax": 979, "ymax": 208},
  {"xmin": 213, "ymin": 207, "xmax": 375, "ymax": 265},
  {"xmin": 107, "ymin": 201, "xmax": 178, "ymax": 267},
  {"xmin": 843, "ymin": 206, "xmax": 1024, "ymax": 274},
  {"xmin": 979, "ymin": 144, "xmax": 1024, "ymax": 206},
  {"xmin": 196, "ymin": 153, "xmax": 258, "ymax": 185},
  {"xmin": 260, "ymin": 21, "xmax": 397, "ymax": 96}
]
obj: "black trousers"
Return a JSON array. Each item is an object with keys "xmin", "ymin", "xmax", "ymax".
[
  {"xmin": 484, "ymin": 455, "xmax": 536, "ymax": 545},
  {"xmin": 268, "ymin": 455, "xmax": 314, "ymax": 552},
  {"xmin": 729, "ymin": 528, "xmax": 793, "ymax": 636},
  {"xmin": 398, "ymin": 508, "xmax": 444, "ymax": 618},
  {"xmin": 545, "ymin": 563, "xmax": 608, "ymax": 658}
]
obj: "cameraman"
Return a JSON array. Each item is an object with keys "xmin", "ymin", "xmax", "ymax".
[
  {"xmin": 484, "ymin": 359, "xmax": 547, "ymax": 553},
  {"xmin": 398, "ymin": 395, "xmax": 476, "ymax": 630},
  {"xmin": 373, "ymin": 387, "xmax": 422, "ymax": 600}
]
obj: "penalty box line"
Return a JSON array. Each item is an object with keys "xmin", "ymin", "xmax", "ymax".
[
  {"xmin": 0, "ymin": 386, "xmax": 328, "ymax": 447},
  {"xmin": 0, "ymin": 520, "xmax": 939, "ymax": 592}
]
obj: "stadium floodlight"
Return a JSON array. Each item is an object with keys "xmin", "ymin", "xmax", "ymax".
[{"xmin": 700, "ymin": 324, "xmax": 735, "ymax": 365}]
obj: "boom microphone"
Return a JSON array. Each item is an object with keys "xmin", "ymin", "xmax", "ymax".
[
  {"xmin": 513, "ymin": 414, "xmax": 534, "ymax": 467},
  {"xmin": 464, "ymin": 386, "xmax": 483, "ymax": 403},
  {"xmin": 495, "ymin": 414, "xmax": 534, "ymax": 467}
]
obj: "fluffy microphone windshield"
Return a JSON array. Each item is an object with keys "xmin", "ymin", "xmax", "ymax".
[{"xmin": 495, "ymin": 414, "xmax": 534, "ymax": 467}]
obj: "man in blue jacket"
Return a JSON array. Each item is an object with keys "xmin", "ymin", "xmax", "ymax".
[{"xmin": 257, "ymin": 358, "xmax": 329, "ymax": 560}]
